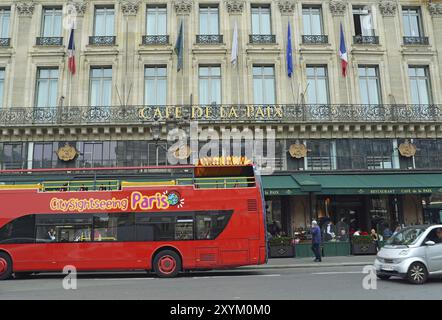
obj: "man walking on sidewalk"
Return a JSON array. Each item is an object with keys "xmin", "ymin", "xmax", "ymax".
[{"xmin": 311, "ymin": 220, "xmax": 322, "ymax": 262}]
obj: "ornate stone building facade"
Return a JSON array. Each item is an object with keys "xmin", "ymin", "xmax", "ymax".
[{"xmin": 1, "ymin": 0, "xmax": 442, "ymax": 236}]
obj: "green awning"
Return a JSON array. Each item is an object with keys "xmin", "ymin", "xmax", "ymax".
[
  {"xmin": 292, "ymin": 173, "xmax": 442, "ymax": 195},
  {"xmin": 261, "ymin": 175, "xmax": 304, "ymax": 196}
]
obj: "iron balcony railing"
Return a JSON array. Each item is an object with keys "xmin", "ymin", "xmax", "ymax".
[
  {"xmin": 353, "ymin": 35, "xmax": 379, "ymax": 45},
  {"xmin": 403, "ymin": 36, "xmax": 429, "ymax": 45},
  {"xmin": 196, "ymin": 34, "xmax": 223, "ymax": 44},
  {"xmin": 302, "ymin": 35, "xmax": 328, "ymax": 44},
  {"xmin": 141, "ymin": 35, "xmax": 169, "ymax": 45},
  {"xmin": 36, "ymin": 37, "xmax": 63, "ymax": 46},
  {"xmin": 0, "ymin": 38, "xmax": 10, "ymax": 47},
  {"xmin": 0, "ymin": 104, "xmax": 441, "ymax": 126},
  {"xmin": 249, "ymin": 34, "xmax": 276, "ymax": 44},
  {"xmin": 89, "ymin": 36, "xmax": 116, "ymax": 46}
]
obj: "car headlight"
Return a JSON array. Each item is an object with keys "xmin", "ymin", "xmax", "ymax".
[{"xmin": 398, "ymin": 249, "xmax": 409, "ymax": 256}]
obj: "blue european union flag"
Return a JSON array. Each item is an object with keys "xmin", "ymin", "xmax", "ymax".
[{"xmin": 286, "ymin": 22, "xmax": 293, "ymax": 78}]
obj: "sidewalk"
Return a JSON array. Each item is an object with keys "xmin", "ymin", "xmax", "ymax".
[{"xmin": 240, "ymin": 255, "xmax": 376, "ymax": 270}]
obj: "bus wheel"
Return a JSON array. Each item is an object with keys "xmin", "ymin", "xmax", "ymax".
[
  {"xmin": 153, "ymin": 250, "xmax": 181, "ymax": 278},
  {"xmin": 0, "ymin": 252, "xmax": 13, "ymax": 280}
]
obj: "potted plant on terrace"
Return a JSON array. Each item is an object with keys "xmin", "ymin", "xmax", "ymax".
[
  {"xmin": 351, "ymin": 232, "xmax": 377, "ymax": 255},
  {"xmin": 268, "ymin": 235, "xmax": 295, "ymax": 258}
]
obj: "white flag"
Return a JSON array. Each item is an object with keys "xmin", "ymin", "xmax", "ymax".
[{"xmin": 230, "ymin": 21, "xmax": 238, "ymax": 66}]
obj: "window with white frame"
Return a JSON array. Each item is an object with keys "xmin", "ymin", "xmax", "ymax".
[
  {"xmin": 41, "ymin": 7, "xmax": 62, "ymax": 37},
  {"xmin": 35, "ymin": 68, "xmax": 59, "ymax": 108},
  {"xmin": 251, "ymin": 5, "xmax": 271, "ymax": 35},
  {"xmin": 199, "ymin": 66, "xmax": 221, "ymax": 105},
  {"xmin": 199, "ymin": 6, "xmax": 219, "ymax": 35},
  {"xmin": 89, "ymin": 67, "xmax": 112, "ymax": 107},
  {"xmin": 306, "ymin": 65, "xmax": 329, "ymax": 104},
  {"xmin": 0, "ymin": 8, "xmax": 10, "ymax": 39},
  {"xmin": 402, "ymin": 7, "xmax": 423, "ymax": 37},
  {"xmin": 302, "ymin": 6, "xmax": 323, "ymax": 35},
  {"xmin": 358, "ymin": 66, "xmax": 382, "ymax": 105},
  {"xmin": 253, "ymin": 66, "xmax": 275, "ymax": 105},
  {"xmin": 145, "ymin": 66, "xmax": 167, "ymax": 106},
  {"xmin": 408, "ymin": 66, "xmax": 432, "ymax": 105},
  {"xmin": 0, "ymin": 69, "xmax": 4, "ymax": 108},
  {"xmin": 146, "ymin": 6, "xmax": 167, "ymax": 36},
  {"xmin": 94, "ymin": 7, "xmax": 114, "ymax": 36}
]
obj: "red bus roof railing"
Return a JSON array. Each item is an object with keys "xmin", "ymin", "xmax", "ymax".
[{"xmin": 0, "ymin": 164, "xmax": 254, "ymax": 175}]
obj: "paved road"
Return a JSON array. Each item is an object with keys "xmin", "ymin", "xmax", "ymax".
[{"xmin": 1, "ymin": 266, "xmax": 442, "ymax": 300}]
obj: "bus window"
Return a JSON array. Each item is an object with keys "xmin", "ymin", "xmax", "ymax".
[
  {"xmin": 0, "ymin": 215, "xmax": 35, "ymax": 244},
  {"xmin": 196, "ymin": 211, "xmax": 232, "ymax": 240},
  {"xmin": 93, "ymin": 213, "xmax": 135, "ymax": 242},
  {"xmin": 175, "ymin": 217, "xmax": 194, "ymax": 240},
  {"xmin": 135, "ymin": 215, "xmax": 175, "ymax": 241},
  {"xmin": 35, "ymin": 215, "xmax": 92, "ymax": 243}
]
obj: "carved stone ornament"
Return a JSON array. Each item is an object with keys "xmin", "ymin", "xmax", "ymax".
[
  {"xmin": 225, "ymin": 0, "xmax": 244, "ymax": 14},
  {"xmin": 378, "ymin": 0, "xmax": 397, "ymax": 17},
  {"xmin": 289, "ymin": 142, "xmax": 308, "ymax": 159},
  {"xmin": 174, "ymin": 145, "xmax": 191, "ymax": 160},
  {"xmin": 428, "ymin": 3, "xmax": 442, "ymax": 17},
  {"xmin": 56, "ymin": 144, "xmax": 80, "ymax": 162},
  {"xmin": 16, "ymin": 1, "xmax": 35, "ymax": 17},
  {"xmin": 398, "ymin": 140, "xmax": 417, "ymax": 158},
  {"xmin": 329, "ymin": 0, "xmax": 347, "ymax": 16},
  {"xmin": 174, "ymin": 0, "xmax": 193, "ymax": 15},
  {"xmin": 278, "ymin": 0, "xmax": 296, "ymax": 15},
  {"xmin": 67, "ymin": 1, "xmax": 88, "ymax": 17},
  {"xmin": 120, "ymin": 0, "xmax": 140, "ymax": 16}
]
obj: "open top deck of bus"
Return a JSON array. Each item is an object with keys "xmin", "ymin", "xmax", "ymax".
[{"xmin": 0, "ymin": 164, "xmax": 257, "ymax": 192}]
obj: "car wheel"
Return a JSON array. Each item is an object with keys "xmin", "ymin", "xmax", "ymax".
[
  {"xmin": 0, "ymin": 252, "xmax": 13, "ymax": 280},
  {"xmin": 153, "ymin": 250, "xmax": 181, "ymax": 278},
  {"xmin": 407, "ymin": 262, "xmax": 428, "ymax": 285},
  {"xmin": 377, "ymin": 275, "xmax": 391, "ymax": 280}
]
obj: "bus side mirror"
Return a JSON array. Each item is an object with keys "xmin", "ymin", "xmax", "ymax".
[{"xmin": 425, "ymin": 241, "xmax": 435, "ymax": 246}]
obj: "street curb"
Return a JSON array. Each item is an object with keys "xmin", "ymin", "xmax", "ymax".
[{"xmin": 239, "ymin": 262, "xmax": 374, "ymax": 270}]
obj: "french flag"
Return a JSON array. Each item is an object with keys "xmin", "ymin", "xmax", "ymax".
[
  {"xmin": 67, "ymin": 27, "xmax": 76, "ymax": 75},
  {"xmin": 339, "ymin": 23, "xmax": 348, "ymax": 77}
]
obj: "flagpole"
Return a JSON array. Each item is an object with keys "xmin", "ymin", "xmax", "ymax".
[{"xmin": 182, "ymin": 18, "xmax": 184, "ymax": 106}]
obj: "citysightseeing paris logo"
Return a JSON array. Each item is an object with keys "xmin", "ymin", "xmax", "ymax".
[{"xmin": 49, "ymin": 192, "xmax": 174, "ymax": 213}]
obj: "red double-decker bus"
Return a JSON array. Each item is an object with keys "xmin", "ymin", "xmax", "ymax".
[{"xmin": 0, "ymin": 162, "xmax": 267, "ymax": 279}]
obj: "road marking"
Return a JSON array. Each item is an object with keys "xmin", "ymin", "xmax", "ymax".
[
  {"xmin": 192, "ymin": 274, "xmax": 281, "ymax": 279},
  {"xmin": 312, "ymin": 271, "xmax": 364, "ymax": 275}
]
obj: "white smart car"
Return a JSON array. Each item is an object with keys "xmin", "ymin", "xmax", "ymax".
[{"xmin": 374, "ymin": 224, "xmax": 442, "ymax": 284}]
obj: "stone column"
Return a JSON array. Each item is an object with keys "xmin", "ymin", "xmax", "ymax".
[
  {"xmin": 119, "ymin": 0, "xmax": 140, "ymax": 106},
  {"xmin": 225, "ymin": 0, "xmax": 244, "ymax": 105},
  {"xmin": 12, "ymin": 1, "xmax": 35, "ymax": 108},
  {"xmin": 174, "ymin": 0, "xmax": 192, "ymax": 106},
  {"xmin": 66, "ymin": 1, "xmax": 88, "ymax": 107},
  {"xmin": 428, "ymin": 3, "xmax": 442, "ymax": 104},
  {"xmin": 329, "ymin": 0, "xmax": 350, "ymax": 104},
  {"xmin": 278, "ymin": 0, "xmax": 296, "ymax": 104},
  {"xmin": 378, "ymin": 0, "xmax": 405, "ymax": 104}
]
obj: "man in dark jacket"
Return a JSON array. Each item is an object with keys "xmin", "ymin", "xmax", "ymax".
[{"xmin": 311, "ymin": 220, "xmax": 322, "ymax": 262}]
